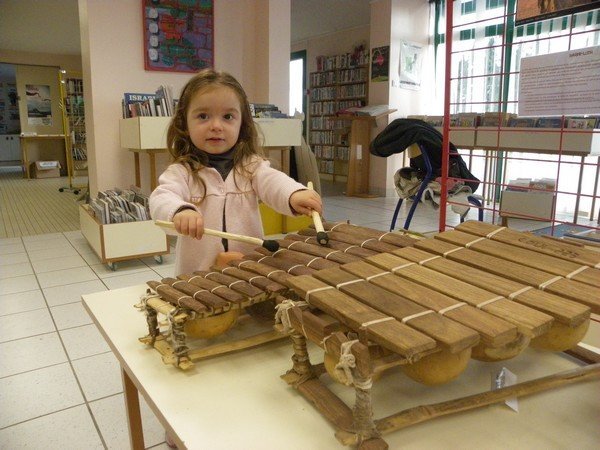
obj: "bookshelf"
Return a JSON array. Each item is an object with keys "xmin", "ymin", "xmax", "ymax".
[
  {"xmin": 59, "ymin": 70, "xmax": 87, "ymax": 193},
  {"xmin": 309, "ymin": 46, "xmax": 369, "ymax": 184}
]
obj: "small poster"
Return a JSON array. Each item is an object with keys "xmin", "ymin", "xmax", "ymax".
[
  {"xmin": 399, "ymin": 41, "xmax": 423, "ymax": 90},
  {"xmin": 26, "ymin": 84, "xmax": 52, "ymax": 126},
  {"xmin": 371, "ymin": 46, "xmax": 390, "ymax": 82}
]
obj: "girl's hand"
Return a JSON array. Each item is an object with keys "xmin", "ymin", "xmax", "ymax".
[
  {"xmin": 290, "ymin": 189, "xmax": 323, "ymax": 216},
  {"xmin": 173, "ymin": 209, "xmax": 204, "ymax": 239}
]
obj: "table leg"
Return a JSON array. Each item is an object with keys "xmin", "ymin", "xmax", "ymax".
[
  {"xmin": 122, "ymin": 367, "xmax": 145, "ymax": 450},
  {"xmin": 134, "ymin": 153, "xmax": 141, "ymax": 188},
  {"xmin": 149, "ymin": 153, "xmax": 157, "ymax": 191},
  {"xmin": 21, "ymin": 139, "xmax": 29, "ymax": 179}
]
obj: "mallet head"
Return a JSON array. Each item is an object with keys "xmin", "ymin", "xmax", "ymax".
[
  {"xmin": 316, "ymin": 231, "xmax": 329, "ymax": 246},
  {"xmin": 262, "ymin": 239, "xmax": 280, "ymax": 252}
]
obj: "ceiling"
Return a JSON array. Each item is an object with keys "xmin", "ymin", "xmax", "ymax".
[{"xmin": 0, "ymin": 0, "xmax": 371, "ymax": 57}]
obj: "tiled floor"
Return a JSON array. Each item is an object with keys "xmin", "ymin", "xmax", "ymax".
[{"xmin": 0, "ymin": 189, "xmax": 587, "ymax": 449}]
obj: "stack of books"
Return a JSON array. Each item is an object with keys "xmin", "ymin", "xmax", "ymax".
[
  {"xmin": 89, "ymin": 188, "xmax": 150, "ymax": 224},
  {"xmin": 122, "ymin": 85, "xmax": 176, "ymax": 118}
]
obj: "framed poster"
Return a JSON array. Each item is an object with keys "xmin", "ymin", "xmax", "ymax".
[
  {"xmin": 371, "ymin": 46, "xmax": 390, "ymax": 82},
  {"xmin": 515, "ymin": 0, "xmax": 599, "ymax": 25},
  {"xmin": 26, "ymin": 84, "xmax": 52, "ymax": 126},
  {"xmin": 143, "ymin": 0, "xmax": 214, "ymax": 73},
  {"xmin": 399, "ymin": 41, "xmax": 423, "ymax": 90}
]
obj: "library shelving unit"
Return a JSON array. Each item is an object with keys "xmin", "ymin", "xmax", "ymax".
[
  {"xmin": 437, "ymin": 2, "xmax": 600, "ymax": 233},
  {"xmin": 309, "ymin": 46, "xmax": 369, "ymax": 186},
  {"xmin": 59, "ymin": 70, "xmax": 87, "ymax": 194},
  {"xmin": 79, "ymin": 203, "xmax": 170, "ymax": 271}
]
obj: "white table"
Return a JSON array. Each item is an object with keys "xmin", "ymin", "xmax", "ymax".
[{"xmin": 83, "ymin": 285, "xmax": 600, "ymax": 450}]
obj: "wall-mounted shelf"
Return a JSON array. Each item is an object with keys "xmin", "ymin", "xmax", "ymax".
[
  {"xmin": 475, "ymin": 127, "xmax": 600, "ymax": 156},
  {"xmin": 434, "ymin": 126, "xmax": 599, "ymax": 156}
]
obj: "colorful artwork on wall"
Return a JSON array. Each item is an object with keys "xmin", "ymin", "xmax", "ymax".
[
  {"xmin": 371, "ymin": 46, "xmax": 390, "ymax": 82},
  {"xmin": 142, "ymin": 0, "xmax": 214, "ymax": 73}
]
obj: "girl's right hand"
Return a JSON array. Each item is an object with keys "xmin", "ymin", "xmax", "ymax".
[{"xmin": 173, "ymin": 209, "xmax": 204, "ymax": 239}]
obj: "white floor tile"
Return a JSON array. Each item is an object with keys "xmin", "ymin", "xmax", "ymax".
[
  {"xmin": 151, "ymin": 264, "xmax": 176, "ymax": 279},
  {"xmin": 72, "ymin": 352, "xmax": 122, "ymax": 402},
  {"xmin": 31, "ymin": 254, "xmax": 88, "ymax": 273},
  {"xmin": 90, "ymin": 259, "xmax": 151, "ymax": 278},
  {"xmin": 26, "ymin": 245, "xmax": 80, "ymax": 262},
  {"xmin": 22, "ymin": 232, "xmax": 66, "ymax": 243},
  {"xmin": 0, "ymin": 332, "xmax": 67, "ymax": 378},
  {"xmin": 63, "ymin": 230, "xmax": 85, "ymax": 240},
  {"xmin": 60, "ymin": 324, "xmax": 110, "ymax": 360},
  {"xmin": 89, "ymin": 393, "xmax": 166, "ymax": 450},
  {"xmin": 79, "ymin": 249, "xmax": 104, "ymax": 265},
  {"xmin": 0, "ymin": 242, "xmax": 25, "ymax": 255},
  {"xmin": 0, "ymin": 274, "xmax": 39, "ymax": 295},
  {"xmin": 36, "ymin": 266, "xmax": 99, "ymax": 288},
  {"xmin": 71, "ymin": 240, "xmax": 95, "ymax": 253},
  {"xmin": 100, "ymin": 269, "xmax": 160, "ymax": 290},
  {"xmin": 140, "ymin": 252, "xmax": 177, "ymax": 267},
  {"xmin": 0, "ymin": 308, "xmax": 55, "ymax": 343},
  {"xmin": 0, "ymin": 237, "xmax": 22, "ymax": 246},
  {"xmin": 0, "ymin": 251, "xmax": 29, "ymax": 266},
  {"xmin": 0, "ymin": 363, "xmax": 84, "ymax": 428},
  {"xmin": 0, "ymin": 261, "xmax": 33, "ymax": 279},
  {"xmin": 0, "ymin": 289, "xmax": 46, "ymax": 316},
  {"xmin": 43, "ymin": 279, "xmax": 107, "ymax": 307},
  {"xmin": 0, "ymin": 404, "xmax": 104, "ymax": 449},
  {"xmin": 50, "ymin": 302, "xmax": 93, "ymax": 330},
  {"xmin": 23, "ymin": 236, "xmax": 71, "ymax": 252}
]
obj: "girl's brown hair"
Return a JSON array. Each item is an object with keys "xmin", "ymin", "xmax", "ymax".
[{"xmin": 166, "ymin": 68, "xmax": 264, "ymax": 191}]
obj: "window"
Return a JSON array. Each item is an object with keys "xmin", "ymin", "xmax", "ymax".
[
  {"xmin": 289, "ymin": 50, "xmax": 307, "ymax": 135},
  {"xmin": 429, "ymin": 1, "xmax": 600, "ymax": 217}
]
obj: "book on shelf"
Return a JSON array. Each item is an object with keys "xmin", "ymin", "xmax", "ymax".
[
  {"xmin": 451, "ymin": 113, "xmax": 481, "ymax": 127},
  {"xmin": 90, "ymin": 188, "xmax": 150, "ymax": 224},
  {"xmin": 566, "ymin": 116, "xmax": 599, "ymax": 129},
  {"xmin": 480, "ymin": 112, "xmax": 516, "ymax": 127},
  {"xmin": 250, "ymin": 103, "xmax": 288, "ymax": 118},
  {"xmin": 535, "ymin": 117, "xmax": 564, "ymax": 128},
  {"xmin": 507, "ymin": 117, "xmax": 538, "ymax": 127},
  {"xmin": 122, "ymin": 85, "xmax": 176, "ymax": 118}
]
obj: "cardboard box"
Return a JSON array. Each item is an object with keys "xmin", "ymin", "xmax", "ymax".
[
  {"xmin": 30, "ymin": 161, "xmax": 61, "ymax": 179},
  {"xmin": 500, "ymin": 190, "xmax": 555, "ymax": 221}
]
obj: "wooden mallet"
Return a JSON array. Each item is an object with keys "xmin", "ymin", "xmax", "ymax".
[
  {"xmin": 307, "ymin": 181, "xmax": 329, "ymax": 246},
  {"xmin": 154, "ymin": 220, "xmax": 279, "ymax": 252}
]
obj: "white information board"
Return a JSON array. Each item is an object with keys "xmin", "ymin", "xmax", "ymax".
[{"xmin": 518, "ymin": 46, "xmax": 600, "ymax": 117}]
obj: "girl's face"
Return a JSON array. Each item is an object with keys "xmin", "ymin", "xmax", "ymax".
[{"xmin": 186, "ymin": 85, "xmax": 242, "ymax": 155}]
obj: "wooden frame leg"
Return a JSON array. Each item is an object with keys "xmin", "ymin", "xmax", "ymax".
[
  {"xmin": 289, "ymin": 331, "xmax": 313, "ymax": 382},
  {"xmin": 353, "ymin": 379, "xmax": 380, "ymax": 443},
  {"xmin": 122, "ymin": 368, "xmax": 145, "ymax": 450}
]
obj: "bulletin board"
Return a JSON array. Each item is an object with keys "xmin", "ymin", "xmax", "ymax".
[{"xmin": 142, "ymin": 0, "xmax": 214, "ymax": 73}]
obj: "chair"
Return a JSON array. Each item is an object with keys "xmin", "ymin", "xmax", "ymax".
[{"xmin": 389, "ymin": 143, "xmax": 483, "ymax": 231}]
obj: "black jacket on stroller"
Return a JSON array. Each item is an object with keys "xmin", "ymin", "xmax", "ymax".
[{"xmin": 370, "ymin": 118, "xmax": 480, "ymax": 193}]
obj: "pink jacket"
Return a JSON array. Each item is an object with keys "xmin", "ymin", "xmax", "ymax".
[{"xmin": 150, "ymin": 156, "xmax": 306, "ymax": 275}]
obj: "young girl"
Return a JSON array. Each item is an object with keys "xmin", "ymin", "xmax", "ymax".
[{"xmin": 150, "ymin": 69, "xmax": 322, "ymax": 275}]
